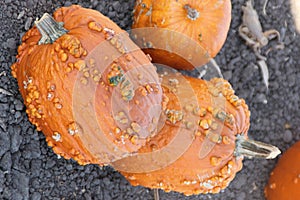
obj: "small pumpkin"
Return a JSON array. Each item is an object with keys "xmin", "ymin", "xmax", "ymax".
[
  {"xmin": 114, "ymin": 71, "xmax": 280, "ymax": 195},
  {"xmin": 131, "ymin": 0, "xmax": 232, "ymax": 70},
  {"xmin": 11, "ymin": 5, "xmax": 163, "ymax": 165},
  {"xmin": 265, "ymin": 141, "xmax": 300, "ymax": 200}
]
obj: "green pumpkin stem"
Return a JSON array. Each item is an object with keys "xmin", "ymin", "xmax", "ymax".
[
  {"xmin": 235, "ymin": 134, "xmax": 281, "ymax": 159},
  {"xmin": 35, "ymin": 13, "xmax": 68, "ymax": 45}
]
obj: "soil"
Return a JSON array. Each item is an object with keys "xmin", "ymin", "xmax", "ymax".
[{"xmin": 0, "ymin": 0, "xmax": 299, "ymax": 199}]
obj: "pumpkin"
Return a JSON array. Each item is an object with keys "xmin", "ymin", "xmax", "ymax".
[
  {"xmin": 131, "ymin": 0, "xmax": 232, "ymax": 70},
  {"xmin": 11, "ymin": 4, "xmax": 280, "ymax": 197},
  {"xmin": 265, "ymin": 141, "xmax": 300, "ymax": 200},
  {"xmin": 114, "ymin": 71, "xmax": 281, "ymax": 195},
  {"xmin": 10, "ymin": 5, "xmax": 163, "ymax": 165}
]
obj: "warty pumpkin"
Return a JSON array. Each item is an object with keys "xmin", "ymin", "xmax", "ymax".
[
  {"xmin": 11, "ymin": 5, "xmax": 163, "ymax": 165},
  {"xmin": 114, "ymin": 70, "xmax": 281, "ymax": 195},
  {"xmin": 11, "ymin": 4, "xmax": 280, "ymax": 197},
  {"xmin": 131, "ymin": 0, "xmax": 232, "ymax": 70},
  {"xmin": 265, "ymin": 141, "xmax": 300, "ymax": 200}
]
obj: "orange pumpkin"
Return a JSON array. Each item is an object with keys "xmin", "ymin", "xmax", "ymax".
[
  {"xmin": 131, "ymin": 0, "xmax": 232, "ymax": 70},
  {"xmin": 114, "ymin": 71, "xmax": 280, "ymax": 195},
  {"xmin": 11, "ymin": 5, "xmax": 163, "ymax": 165},
  {"xmin": 265, "ymin": 141, "xmax": 300, "ymax": 200},
  {"xmin": 11, "ymin": 4, "xmax": 280, "ymax": 196}
]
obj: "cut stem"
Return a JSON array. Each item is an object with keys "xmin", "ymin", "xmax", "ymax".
[
  {"xmin": 153, "ymin": 189, "xmax": 160, "ymax": 200},
  {"xmin": 35, "ymin": 13, "xmax": 68, "ymax": 45},
  {"xmin": 183, "ymin": 4, "xmax": 200, "ymax": 21},
  {"xmin": 235, "ymin": 134, "xmax": 281, "ymax": 159}
]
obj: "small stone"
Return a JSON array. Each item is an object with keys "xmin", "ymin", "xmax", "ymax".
[
  {"xmin": 112, "ymin": 1, "xmax": 121, "ymax": 11},
  {"xmin": 22, "ymin": 142, "xmax": 41, "ymax": 159},
  {"xmin": 223, "ymin": 70, "xmax": 232, "ymax": 80},
  {"xmin": 108, "ymin": 11, "xmax": 116, "ymax": 18},
  {"xmin": 0, "ymin": 171, "xmax": 4, "ymax": 192},
  {"xmin": 30, "ymin": 159, "xmax": 42, "ymax": 177},
  {"xmin": 64, "ymin": 1, "xmax": 72, "ymax": 6},
  {"xmin": 254, "ymin": 93, "xmax": 268, "ymax": 104},
  {"xmin": 233, "ymin": 174, "xmax": 247, "ymax": 189},
  {"xmin": 12, "ymin": 170, "xmax": 29, "ymax": 199},
  {"xmin": 15, "ymin": 111, "xmax": 22, "ymax": 119},
  {"xmin": 0, "ymin": 132, "xmax": 10, "ymax": 158},
  {"xmin": 6, "ymin": 38, "xmax": 16, "ymax": 50},
  {"xmin": 14, "ymin": 99, "xmax": 24, "ymax": 111},
  {"xmin": 12, "ymin": 191, "xmax": 23, "ymax": 200},
  {"xmin": 24, "ymin": 17, "xmax": 33, "ymax": 31},
  {"xmin": 83, "ymin": 193, "xmax": 92, "ymax": 200},
  {"xmin": 17, "ymin": 10, "xmax": 25, "ymax": 19},
  {"xmin": 236, "ymin": 191, "xmax": 246, "ymax": 200},
  {"xmin": 31, "ymin": 192, "xmax": 42, "ymax": 200},
  {"xmin": 45, "ymin": 159, "xmax": 56, "ymax": 169},
  {"xmin": 66, "ymin": 164, "xmax": 73, "ymax": 171},
  {"xmin": 283, "ymin": 130, "xmax": 293, "ymax": 143},
  {"xmin": 0, "ymin": 151, "xmax": 12, "ymax": 172}
]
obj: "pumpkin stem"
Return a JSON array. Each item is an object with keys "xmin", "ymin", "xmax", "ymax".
[
  {"xmin": 153, "ymin": 189, "xmax": 160, "ymax": 200},
  {"xmin": 183, "ymin": 4, "xmax": 200, "ymax": 21},
  {"xmin": 35, "ymin": 13, "xmax": 68, "ymax": 45},
  {"xmin": 235, "ymin": 134, "xmax": 281, "ymax": 159}
]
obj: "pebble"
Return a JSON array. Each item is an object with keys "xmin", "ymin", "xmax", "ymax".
[
  {"xmin": 108, "ymin": 11, "xmax": 116, "ymax": 18},
  {"xmin": 30, "ymin": 159, "xmax": 42, "ymax": 177},
  {"xmin": 236, "ymin": 191, "xmax": 247, "ymax": 200},
  {"xmin": 13, "ymin": 99, "xmax": 24, "ymax": 111},
  {"xmin": 26, "ymin": 0, "xmax": 35, "ymax": 9},
  {"xmin": 0, "ymin": 171, "xmax": 5, "ymax": 192},
  {"xmin": 45, "ymin": 159, "xmax": 56, "ymax": 169},
  {"xmin": 254, "ymin": 93, "xmax": 268, "ymax": 104},
  {"xmin": 283, "ymin": 129, "xmax": 293, "ymax": 143},
  {"xmin": 24, "ymin": 17, "xmax": 33, "ymax": 31},
  {"xmin": 14, "ymin": 111, "xmax": 22, "ymax": 119},
  {"xmin": 31, "ymin": 192, "xmax": 42, "ymax": 200},
  {"xmin": 0, "ymin": 152, "xmax": 12, "ymax": 172},
  {"xmin": 103, "ymin": 189, "xmax": 112, "ymax": 199},
  {"xmin": 22, "ymin": 142, "xmax": 41, "ymax": 159},
  {"xmin": 31, "ymin": 178, "xmax": 41, "ymax": 189},
  {"xmin": 91, "ymin": 179, "xmax": 101, "ymax": 187},
  {"xmin": 64, "ymin": 1, "xmax": 72, "ymax": 6},
  {"xmin": 12, "ymin": 191, "xmax": 23, "ymax": 200},
  {"xmin": 83, "ymin": 193, "xmax": 92, "ymax": 200},
  {"xmin": 0, "ymin": 118, "xmax": 7, "ymax": 131},
  {"xmin": 12, "ymin": 170, "xmax": 29, "ymax": 199},
  {"xmin": 17, "ymin": 10, "xmax": 25, "ymax": 19},
  {"xmin": 233, "ymin": 174, "xmax": 247, "ymax": 190},
  {"xmin": 6, "ymin": 38, "xmax": 16, "ymax": 50},
  {"xmin": 0, "ymin": 102, "xmax": 10, "ymax": 111},
  {"xmin": 223, "ymin": 70, "xmax": 232, "ymax": 80},
  {"xmin": 112, "ymin": 1, "xmax": 121, "ymax": 11},
  {"xmin": 0, "ymin": 131, "xmax": 10, "ymax": 158},
  {"xmin": 66, "ymin": 164, "xmax": 73, "ymax": 171}
]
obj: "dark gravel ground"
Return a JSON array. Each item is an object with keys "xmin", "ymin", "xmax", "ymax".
[{"xmin": 0, "ymin": 0, "xmax": 299, "ymax": 199}]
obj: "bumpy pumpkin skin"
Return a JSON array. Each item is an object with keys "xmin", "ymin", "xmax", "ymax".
[
  {"xmin": 118, "ymin": 74, "xmax": 251, "ymax": 195},
  {"xmin": 265, "ymin": 141, "xmax": 300, "ymax": 200},
  {"xmin": 132, "ymin": 0, "xmax": 232, "ymax": 70},
  {"xmin": 11, "ymin": 5, "xmax": 162, "ymax": 165}
]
